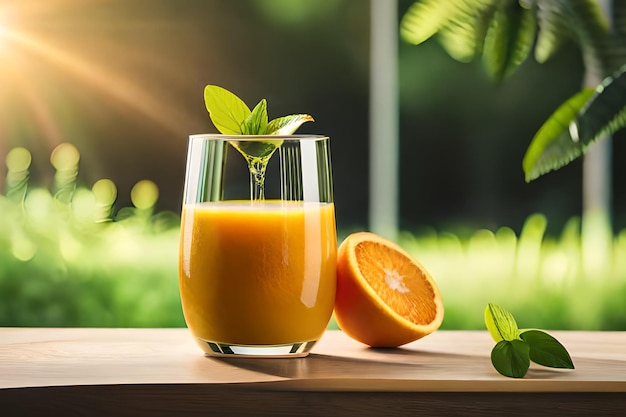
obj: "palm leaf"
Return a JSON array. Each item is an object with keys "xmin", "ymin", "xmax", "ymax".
[
  {"xmin": 554, "ymin": 0, "xmax": 610, "ymax": 78},
  {"xmin": 574, "ymin": 64, "xmax": 626, "ymax": 145},
  {"xmin": 401, "ymin": 0, "xmax": 623, "ymax": 182},
  {"xmin": 400, "ymin": 0, "xmax": 462, "ymax": 45},
  {"xmin": 616, "ymin": 0, "xmax": 626, "ymax": 38},
  {"xmin": 523, "ymin": 65, "xmax": 626, "ymax": 182},
  {"xmin": 437, "ymin": 15, "xmax": 485, "ymax": 63},
  {"xmin": 606, "ymin": 1, "xmax": 626, "ymax": 74},
  {"xmin": 483, "ymin": 1, "xmax": 536, "ymax": 80},
  {"xmin": 402, "ymin": 0, "xmax": 611, "ymax": 78},
  {"xmin": 400, "ymin": 0, "xmax": 499, "ymax": 47},
  {"xmin": 522, "ymin": 88, "xmax": 594, "ymax": 182},
  {"xmin": 534, "ymin": 1, "xmax": 574, "ymax": 63},
  {"xmin": 401, "ymin": 0, "xmax": 534, "ymax": 79},
  {"xmin": 437, "ymin": 1, "xmax": 499, "ymax": 63}
]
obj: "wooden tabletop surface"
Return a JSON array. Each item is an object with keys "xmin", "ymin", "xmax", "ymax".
[{"xmin": 1, "ymin": 328, "xmax": 625, "ymax": 416}]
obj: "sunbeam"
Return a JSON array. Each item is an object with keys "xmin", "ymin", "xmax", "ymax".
[
  {"xmin": 0, "ymin": 24, "xmax": 6, "ymax": 52},
  {"xmin": 0, "ymin": 0, "xmax": 205, "ymax": 183},
  {"xmin": 4, "ymin": 29, "xmax": 190, "ymax": 135}
]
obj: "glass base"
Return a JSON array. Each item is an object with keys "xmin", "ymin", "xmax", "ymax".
[{"xmin": 198, "ymin": 338, "xmax": 317, "ymax": 358}]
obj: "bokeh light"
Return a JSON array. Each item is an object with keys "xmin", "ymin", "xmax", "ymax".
[
  {"xmin": 6, "ymin": 147, "xmax": 31, "ymax": 172},
  {"xmin": 131, "ymin": 180, "xmax": 159, "ymax": 210}
]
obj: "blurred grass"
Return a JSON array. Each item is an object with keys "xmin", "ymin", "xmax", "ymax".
[
  {"xmin": 401, "ymin": 212, "xmax": 626, "ymax": 330},
  {"xmin": 1, "ymin": 145, "xmax": 184, "ymax": 327},
  {"xmin": 1, "ymin": 144, "xmax": 625, "ymax": 329}
]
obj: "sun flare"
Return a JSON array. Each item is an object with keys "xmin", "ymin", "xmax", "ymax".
[
  {"xmin": 0, "ymin": 0, "xmax": 198, "ymax": 169},
  {"xmin": 0, "ymin": 11, "xmax": 9, "ymax": 55}
]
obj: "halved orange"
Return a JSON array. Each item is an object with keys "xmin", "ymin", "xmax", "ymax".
[{"xmin": 334, "ymin": 232, "xmax": 444, "ymax": 347}]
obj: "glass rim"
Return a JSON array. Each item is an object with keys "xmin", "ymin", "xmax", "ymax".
[{"xmin": 189, "ymin": 133, "xmax": 329, "ymax": 141}]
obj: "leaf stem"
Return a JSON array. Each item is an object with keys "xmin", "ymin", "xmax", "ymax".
[{"xmin": 248, "ymin": 159, "xmax": 266, "ymax": 201}]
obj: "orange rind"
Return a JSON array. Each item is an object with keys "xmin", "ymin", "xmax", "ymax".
[{"xmin": 334, "ymin": 232, "xmax": 444, "ymax": 347}]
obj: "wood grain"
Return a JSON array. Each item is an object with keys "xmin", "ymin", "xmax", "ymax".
[{"xmin": 1, "ymin": 329, "xmax": 625, "ymax": 416}]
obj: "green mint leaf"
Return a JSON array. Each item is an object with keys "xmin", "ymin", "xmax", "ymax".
[
  {"xmin": 229, "ymin": 140, "xmax": 282, "ymax": 162},
  {"xmin": 484, "ymin": 303, "xmax": 520, "ymax": 342},
  {"xmin": 204, "ymin": 85, "xmax": 251, "ymax": 134},
  {"xmin": 520, "ymin": 330, "xmax": 575, "ymax": 369},
  {"xmin": 242, "ymin": 99, "xmax": 269, "ymax": 135},
  {"xmin": 267, "ymin": 114, "xmax": 314, "ymax": 135},
  {"xmin": 491, "ymin": 339, "xmax": 530, "ymax": 378}
]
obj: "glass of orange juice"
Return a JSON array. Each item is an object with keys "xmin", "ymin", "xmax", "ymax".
[{"xmin": 179, "ymin": 134, "xmax": 336, "ymax": 357}]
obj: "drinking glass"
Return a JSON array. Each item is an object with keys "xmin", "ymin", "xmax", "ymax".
[{"xmin": 179, "ymin": 134, "xmax": 336, "ymax": 357}]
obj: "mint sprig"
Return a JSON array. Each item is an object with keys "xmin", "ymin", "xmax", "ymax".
[
  {"xmin": 484, "ymin": 303, "xmax": 575, "ymax": 378},
  {"xmin": 203, "ymin": 85, "xmax": 313, "ymax": 135}
]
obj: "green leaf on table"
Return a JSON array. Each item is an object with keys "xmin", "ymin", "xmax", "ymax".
[
  {"xmin": 267, "ymin": 114, "xmax": 315, "ymax": 135},
  {"xmin": 204, "ymin": 85, "xmax": 251, "ymax": 134},
  {"xmin": 520, "ymin": 330, "xmax": 575, "ymax": 369},
  {"xmin": 491, "ymin": 339, "xmax": 530, "ymax": 378},
  {"xmin": 484, "ymin": 303, "xmax": 576, "ymax": 378},
  {"xmin": 484, "ymin": 303, "xmax": 520, "ymax": 342},
  {"xmin": 242, "ymin": 99, "xmax": 269, "ymax": 135}
]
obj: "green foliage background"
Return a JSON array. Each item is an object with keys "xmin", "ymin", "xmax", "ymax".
[
  {"xmin": 1, "ymin": 145, "xmax": 184, "ymax": 327},
  {"xmin": 2, "ymin": 145, "xmax": 625, "ymax": 330}
]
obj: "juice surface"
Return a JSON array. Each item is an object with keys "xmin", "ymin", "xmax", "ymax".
[{"xmin": 179, "ymin": 201, "xmax": 337, "ymax": 346}]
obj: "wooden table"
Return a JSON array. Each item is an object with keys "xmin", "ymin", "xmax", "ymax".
[{"xmin": 1, "ymin": 329, "xmax": 625, "ymax": 416}]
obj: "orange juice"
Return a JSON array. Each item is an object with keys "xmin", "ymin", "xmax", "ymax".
[{"xmin": 179, "ymin": 200, "xmax": 336, "ymax": 350}]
